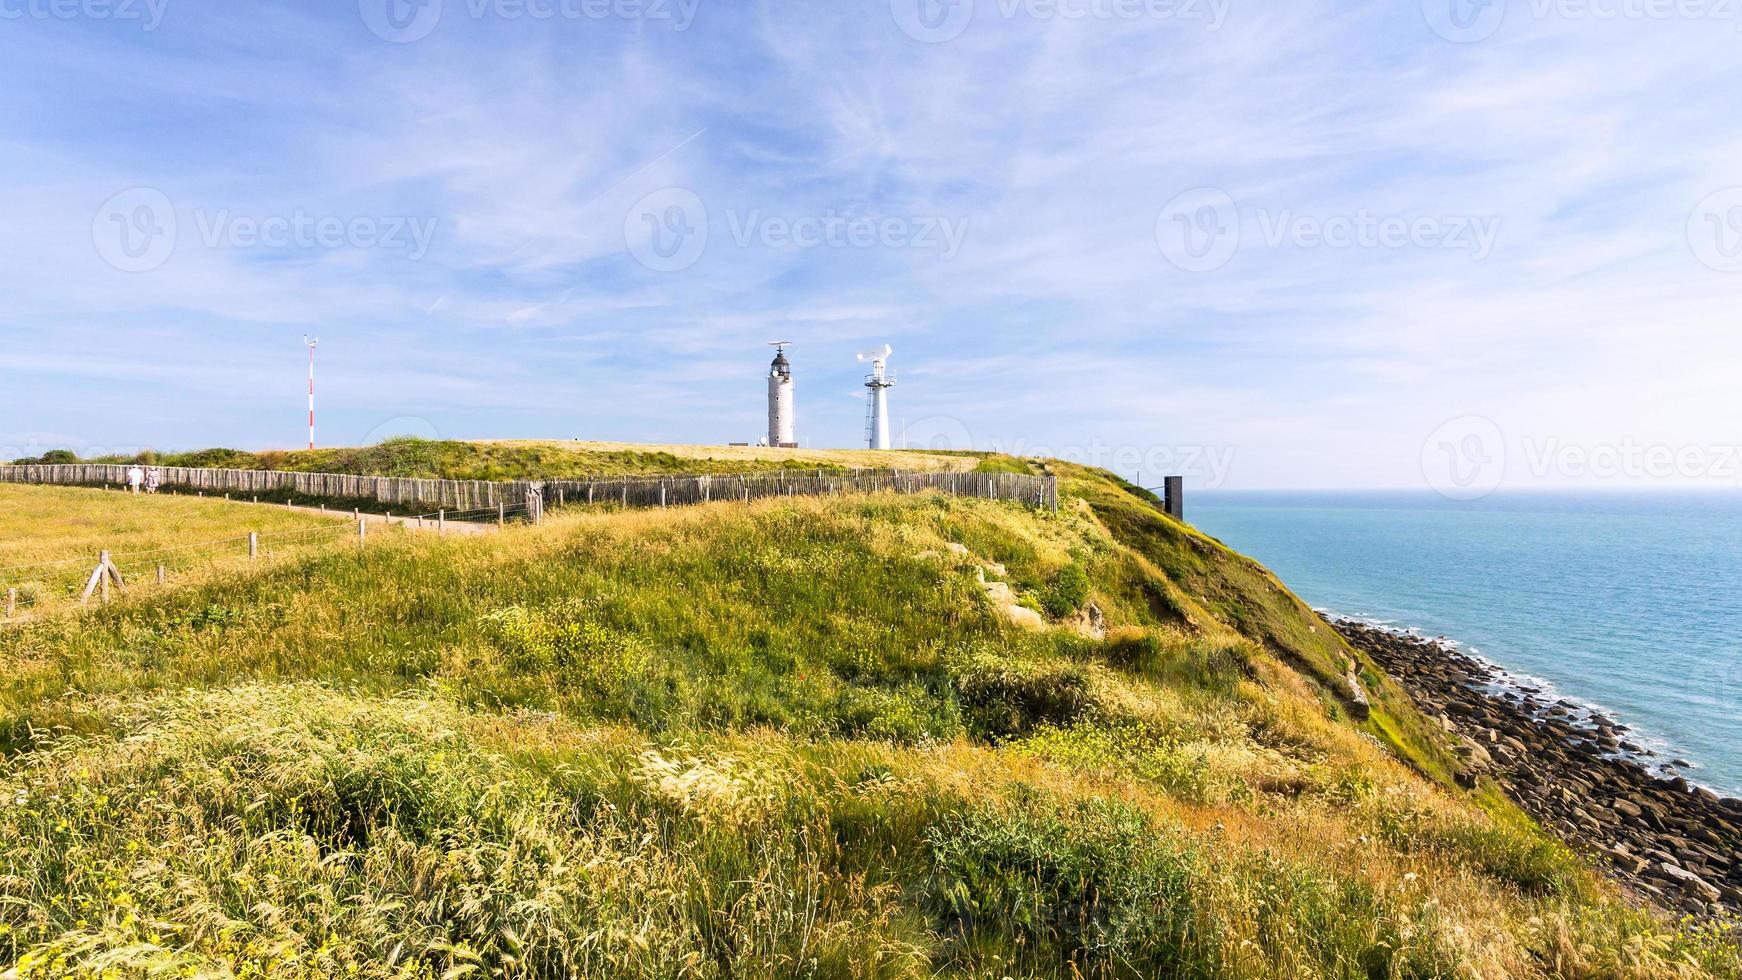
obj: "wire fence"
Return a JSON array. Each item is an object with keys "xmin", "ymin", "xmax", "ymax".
[
  {"xmin": 0, "ymin": 464, "xmax": 1058, "ymax": 624},
  {"xmin": 1, "ymin": 518, "xmax": 364, "ymax": 624},
  {"xmin": 0, "ymin": 463, "xmax": 1059, "ymax": 514}
]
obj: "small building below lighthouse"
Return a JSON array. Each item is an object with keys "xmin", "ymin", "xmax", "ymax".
[{"xmin": 767, "ymin": 342, "xmax": 797, "ymax": 448}]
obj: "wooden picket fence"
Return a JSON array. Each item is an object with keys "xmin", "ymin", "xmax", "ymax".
[{"xmin": 0, "ymin": 463, "xmax": 1059, "ymax": 515}]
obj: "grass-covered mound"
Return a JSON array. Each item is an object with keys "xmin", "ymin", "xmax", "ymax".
[
  {"xmin": 0, "ymin": 467, "xmax": 1736, "ymax": 978},
  {"xmin": 18, "ymin": 438, "xmax": 985, "ymax": 481}
]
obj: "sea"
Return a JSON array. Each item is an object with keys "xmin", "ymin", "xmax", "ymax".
[{"xmin": 1191, "ymin": 490, "xmax": 1742, "ymax": 798}]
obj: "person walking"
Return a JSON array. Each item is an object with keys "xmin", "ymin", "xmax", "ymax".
[
  {"xmin": 146, "ymin": 467, "xmax": 161, "ymax": 494},
  {"xmin": 126, "ymin": 465, "xmax": 144, "ymax": 494}
]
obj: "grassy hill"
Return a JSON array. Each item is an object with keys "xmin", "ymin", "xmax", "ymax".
[
  {"xmin": 0, "ymin": 461, "xmax": 1735, "ymax": 978},
  {"xmin": 20, "ymin": 438, "xmax": 990, "ymax": 481}
]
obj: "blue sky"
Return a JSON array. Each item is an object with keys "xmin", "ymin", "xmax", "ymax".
[{"xmin": 2, "ymin": 0, "xmax": 1740, "ymax": 490}]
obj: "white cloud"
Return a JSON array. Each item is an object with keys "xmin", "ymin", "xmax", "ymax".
[{"xmin": 1, "ymin": 2, "xmax": 1738, "ymax": 485}]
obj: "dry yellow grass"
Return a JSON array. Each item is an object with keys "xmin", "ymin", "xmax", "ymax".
[
  {"xmin": 2, "ymin": 474, "xmax": 1737, "ymax": 977},
  {"xmin": 0, "ymin": 484, "xmax": 353, "ymax": 618}
]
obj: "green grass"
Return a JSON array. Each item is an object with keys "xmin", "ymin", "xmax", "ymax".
[
  {"xmin": 0, "ymin": 484, "xmax": 350, "ymax": 618},
  {"xmin": 0, "ymin": 469, "xmax": 1736, "ymax": 978},
  {"xmin": 19, "ymin": 437, "xmax": 980, "ymax": 481}
]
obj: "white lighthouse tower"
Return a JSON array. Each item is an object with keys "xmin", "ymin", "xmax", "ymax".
[
  {"xmin": 858, "ymin": 344, "xmax": 896, "ymax": 450},
  {"xmin": 767, "ymin": 341, "xmax": 796, "ymax": 448}
]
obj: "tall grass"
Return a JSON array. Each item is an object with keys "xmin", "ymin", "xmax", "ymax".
[
  {"xmin": 0, "ymin": 475, "xmax": 1736, "ymax": 977},
  {"xmin": 0, "ymin": 484, "xmax": 350, "ymax": 618}
]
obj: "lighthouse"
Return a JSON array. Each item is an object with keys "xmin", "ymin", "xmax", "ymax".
[
  {"xmin": 767, "ymin": 342, "xmax": 796, "ymax": 448},
  {"xmin": 858, "ymin": 344, "xmax": 895, "ymax": 450}
]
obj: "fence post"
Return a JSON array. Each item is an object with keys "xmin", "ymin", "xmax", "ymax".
[
  {"xmin": 358, "ymin": 517, "xmax": 367, "ymax": 546},
  {"xmin": 156, "ymin": 564, "xmax": 165, "ymax": 585},
  {"xmin": 439, "ymin": 511, "xmax": 446, "ymax": 536},
  {"xmin": 248, "ymin": 533, "xmax": 258, "ymax": 559},
  {"xmin": 498, "ymin": 502, "xmax": 505, "ymax": 527},
  {"xmin": 4, "ymin": 588, "xmax": 14, "ymax": 619},
  {"xmin": 99, "ymin": 551, "xmax": 112, "ymax": 604}
]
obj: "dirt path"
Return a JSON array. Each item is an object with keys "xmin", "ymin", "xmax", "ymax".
[{"xmin": 276, "ymin": 503, "xmax": 497, "ymax": 536}]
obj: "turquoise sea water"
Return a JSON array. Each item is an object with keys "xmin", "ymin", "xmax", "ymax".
[{"xmin": 1191, "ymin": 491, "xmax": 1742, "ymax": 798}]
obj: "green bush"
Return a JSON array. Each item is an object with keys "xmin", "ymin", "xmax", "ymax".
[
  {"xmin": 1101, "ymin": 630, "xmax": 1252, "ymax": 693},
  {"xmin": 952, "ymin": 653, "xmax": 1100, "ymax": 741},
  {"xmin": 828, "ymin": 682, "xmax": 961, "ymax": 744},
  {"xmin": 926, "ymin": 796, "xmax": 1208, "ymax": 976},
  {"xmin": 478, "ymin": 600, "xmax": 667, "ymax": 718},
  {"xmin": 19, "ymin": 449, "xmax": 79, "ymax": 465},
  {"xmin": 1102, "ymin": 627, "xmax": 1165, "ymax": 672},
  {"xmin": 1015, "ymin": 722, "xmax": 1236, "ymax": 806},
  {"xmin": 1039, "ymin": 564, "xmax": 1090, "ymax": 618},
  {"xmin": 927, "ymin": 794, "xmax": 1473, "ymax": 979}
]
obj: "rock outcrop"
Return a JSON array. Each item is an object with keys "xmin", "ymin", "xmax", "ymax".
[{"xmin": 1336, "ymin": 619, "xmax": 1742, "ymax": 919}]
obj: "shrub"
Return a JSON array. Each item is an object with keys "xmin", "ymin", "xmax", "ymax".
[
  {"xmin": 1014, "ymin": 722, "xmax": 1240, "ymax": 806},
  {"xmin": 925, "ymin": 796, "xmax": 1208, "ymax": 976},
  {"xmin": 1039, "ymin": 563, "xmax": 1091, "ymax": 618},
  {"xmin": 828, "ymin": 682, "xmax": 961, "ymax": 744},
  {"xmin": 479, "ymin": 600, "xmax": 658, "ymax": 710},
  {"xmin": 165, "ymin": 447, "xmax": 256, "ymax": 469},
  {"xmin": 1102, "ymin": 629, "xmax": 1252, "ymax": 693},
  {"xmin": 1102, "ymin": 626, "xmax": 1164, "ymax": 672},
  {"xmin": 952, "ymin": 653, "xmax": 1100, "ymax": 741}
]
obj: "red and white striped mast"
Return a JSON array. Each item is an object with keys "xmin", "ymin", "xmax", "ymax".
[{"xmin": 303, "ymin": 335, "xmax": 319, "ymax": 451}]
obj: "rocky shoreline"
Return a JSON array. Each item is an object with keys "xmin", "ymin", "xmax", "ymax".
[{"xmin": 1334, "ymin": 618, "xmax": 1742, "ymax": 919}]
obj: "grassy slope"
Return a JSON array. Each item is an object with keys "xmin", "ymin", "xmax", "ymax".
[
  {"xmin": 1059, "ymin": 465, "xmax": 1464, "ymax": 786},
  {"xmin": 49, "ymin": 438, "xmax": 980, "ymax": 481},
  {"xmin": 0, "ymin": 468, "xmax": 1735, "ymax": 978}
]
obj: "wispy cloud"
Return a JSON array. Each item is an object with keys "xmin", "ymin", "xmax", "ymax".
[{"xmin": 1, "ymin": 1, "xmax": 1738, "ymax": 487}]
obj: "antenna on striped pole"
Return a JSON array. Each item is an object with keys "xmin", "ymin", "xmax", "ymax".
[{"xmin": 303, "ymin": 335, "xmax": 319, "ymax": 451}]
